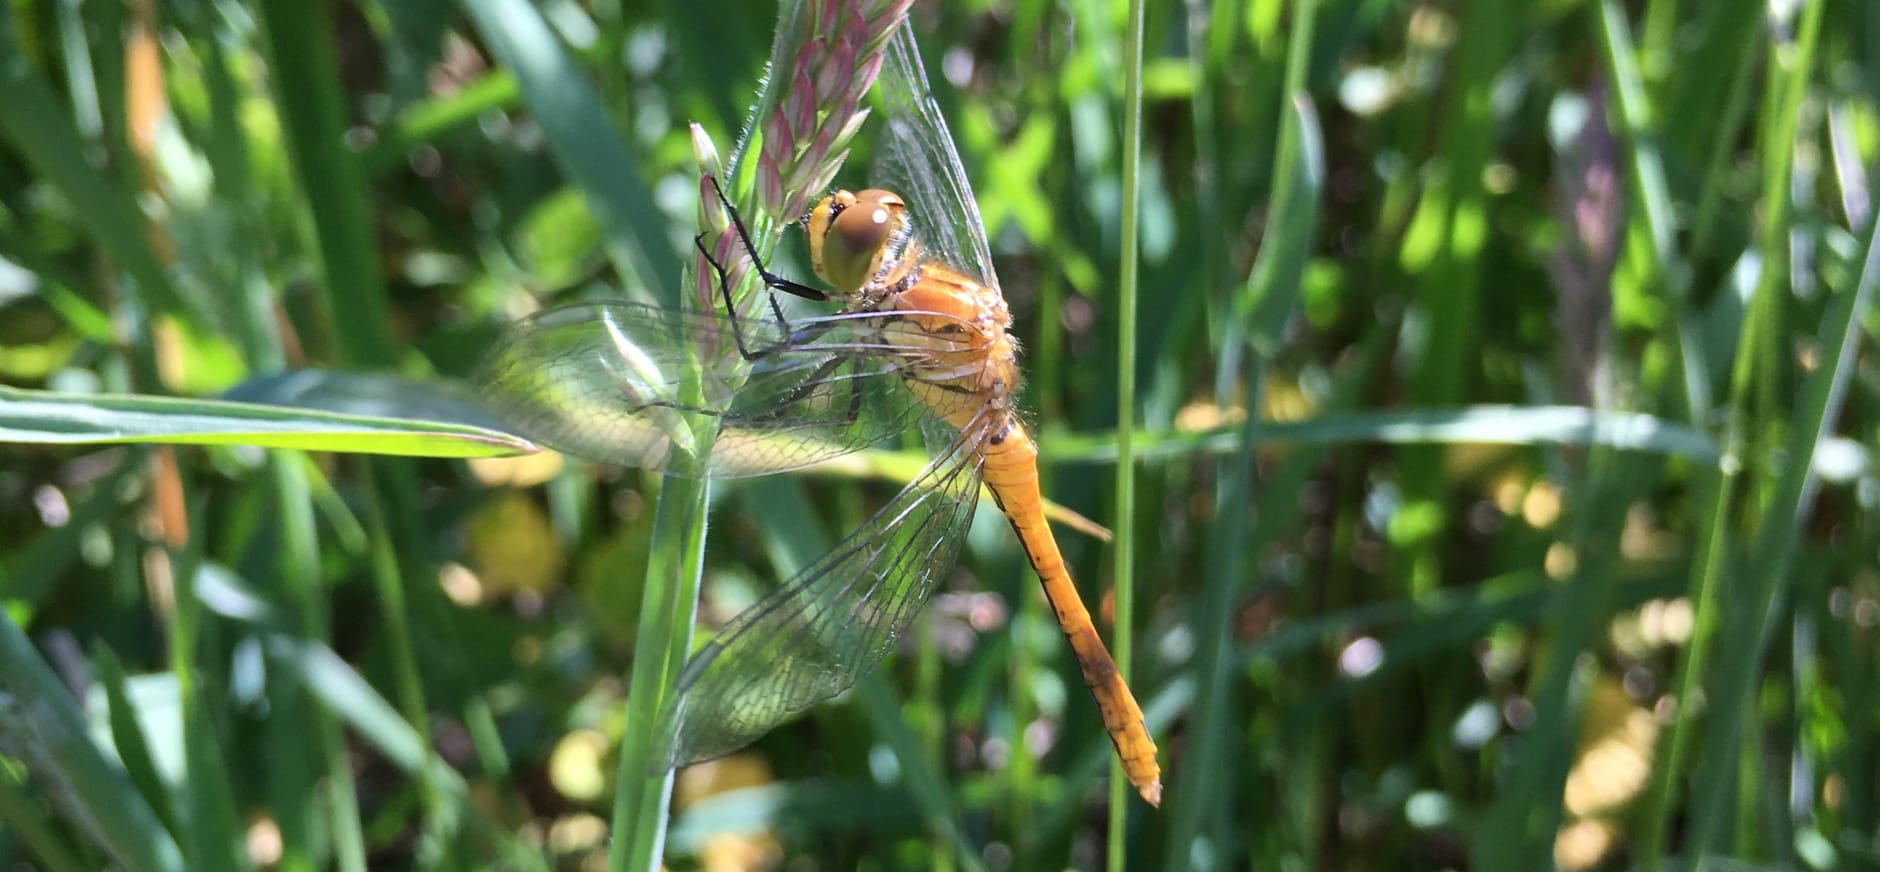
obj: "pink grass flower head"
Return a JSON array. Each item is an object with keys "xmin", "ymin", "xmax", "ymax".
[{"xmin": 691, "ymin": 0, "xmax": 914, "ymax": 318}]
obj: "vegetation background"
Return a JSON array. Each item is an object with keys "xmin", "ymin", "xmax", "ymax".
[{"xmin": 1, "ymin": 0, "xmax": 1875, "ymax": 869}]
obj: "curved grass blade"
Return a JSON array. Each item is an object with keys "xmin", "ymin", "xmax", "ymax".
[
  {"xmin": 1041, "ymin": 405, "xmax": 1719, "ymax": 464},
  {"xmin": 0, "ymin": 385, "xmax": 532, "ymax": 457},
  {"xmin": 1686, "ymin": 151, "xmax": 1878, "ymax": 862},
  {"xmin": 0, "ymin": 612, "xmax": 183, "ymax": 871},
  {"xmin": 459, "ymin": 0, "xmax": 680, "ymax": 302}
]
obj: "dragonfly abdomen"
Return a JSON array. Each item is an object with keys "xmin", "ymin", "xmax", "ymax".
[{"xmin": 980, "ymin": 426, "xmax": 1165, "ymax": 806}]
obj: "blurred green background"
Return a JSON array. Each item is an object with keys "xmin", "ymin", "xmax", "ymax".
[{"xmin": 2, "ymin": 0, "xmax": 1876, "ymax": 869}]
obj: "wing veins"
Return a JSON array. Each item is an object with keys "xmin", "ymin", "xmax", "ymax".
[
  {"xmin": 699, "ymin": 427, "xmax": 979, "ymax": 703},
  {"xmin": 822, "ymin": 477, "xmax": 959, "ymax": 672},
  {"xmin": 660, "ymin": 413, "xmax": 990, "ymax": 764},
  {"xmin": 828, "ymin": 439, "xmax": 982, "ymax": 663},
  {"xmin": 873, "ymin": 23, "xmax": 998, "ymax": 284},
  {"xmin": 478, "ymin": 301, "xmax": 955, "ymax": 476}
]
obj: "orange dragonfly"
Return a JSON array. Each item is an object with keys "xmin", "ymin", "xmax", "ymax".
[{"xmin": 477, "ymin": 24, "xmax": 1161, "ymax": 805}]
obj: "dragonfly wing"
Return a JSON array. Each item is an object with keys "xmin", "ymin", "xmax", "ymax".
[
  {"xmin": 873, "ymin": 22, "xmax": 1000, "ymax": 286},
  {"xmin": 655, "ymin": 410, "xmax": 989, "ymax": 767},
  {"xmin": 475, "ymin": 303, "xmax": 935, "ymax": 477}
]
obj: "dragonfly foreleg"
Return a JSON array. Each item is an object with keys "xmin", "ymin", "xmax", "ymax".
[
  {"xmin": 695, "ymin": 176, "xmax": 831, "ymax": 358},
  {"xmin": 694, "ymin": 232, "xmax": 784, "ymax": 361},
  {"xmin": 695, "ymin": 229, "xmax": 844, "ymax": 365},
  {"xmin": 707, "ymin": 175, "xmax": 828, "ymax": 303}
]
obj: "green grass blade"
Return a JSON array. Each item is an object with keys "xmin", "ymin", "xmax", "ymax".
[
  {"xmin": 460, "ymin": 0, "xmax": 681, "ymax": 303},
  {"xmin": 610, "ymin": 470, "xmax": 710, "ymax": 871},
  {"xmin": 1472, "ymin": 448, "xmax": 1652, "ymax": 867},
  {"xmin": 355, "ymin": 465, "xmax": 446, "ymax": 859},
  {"xmin": 1392, "ymin": 0, "xmax": 1519, "ymax": 608},
  {"xmin": 1595, "ymin": 0, "xmax": 1712, "ymax": 420},
  {"xmin": 0, "ymin": 765, "xmax": 89, "ymax": 870},
  {"xmin": 0, "ymin": 22, "xmax": 188, "ymax": 319},
  {"xmin": 254, "ymin": 3, "xmax": 447, "ymax": 855},
  {"xmin": 253, "ymin": 0, "xmax": 395, "ymax": 366},
  {"xmin": 1041, "ymin": 405, "xmax": 1719, "ymax": 464},
  {"xmin": 1165, "ymin": 0, "xmax": 1326, "ymax": 849},
  {"xmin": 267, "ymin": 629, "xmax": 548, "ymax": 866},
  {"xmin": 362, "ymin": 71, "xmax": 522, "ymax": 175},
  {"xmin": 261, "ymin": 636, "xmax": 468, "ymax": 798},
  {"xmin": 1239, "ymin": 75, "xmax": 1323, "ymax": 356},
  {"xmin": 0, "ymin": 385, "xmax": 533, "ymax": 457},
  {"xmin": 268, "ymin": 452, "xmax": 364, "ymax": 872},
  {"xmin": 180, "ymin": 4, "xmax": 367, "ymax": 859},
  {"xmin": 1046, "ymin": 678, "xmax": 1194, "ymax": 843},
  {"xmin": 1595, "ymin": 0, "xmax": 1679, "ymax": 299},
  {"xmin": 4, "ymin": 0, "xmax": 1865, "ymax": 865},
  {"xmin": 856, "ymin": 675, "xmax": 988, "ymax": 872},
  {"xmin": 1, "ymin": 459, "xmax": 139, "ymax": 609},
  {"xmin": 0, "ymin": 611, "xmax": 183, "ymax": 871},
  {"xmin": 170, "ymin": 558, "xmax": 247, "ymax": 872},
  {"xmin": 1108, "ymin": 0, "xmax": 1149, "ymax": 856},
  {"xmin": 1687, "ymin": 128, "xmax": 1873, "ymax": 860},
  {"xmin": 91, "ymin": 645, "xmax": 181, "ymax": 842}
]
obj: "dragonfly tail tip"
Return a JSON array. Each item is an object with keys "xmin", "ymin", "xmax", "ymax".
[{"xmin": 1139, "ymin": 779, "xmax": 1163, "ymax": 808}]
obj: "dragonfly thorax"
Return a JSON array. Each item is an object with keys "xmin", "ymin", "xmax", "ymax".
[
  {"xmin": 810, "ymin": 187, "xmax": 1021, "ymax": 430},
  {"xmin": 884, "ymin": 261, "xmax": 1022, "ymax": 431}
]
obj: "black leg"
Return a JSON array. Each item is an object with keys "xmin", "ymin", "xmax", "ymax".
[
  {"xmin": 732, "ymin": 352, "xmax": 867, "ymax": 428},
  {"xmin": 705, "ymin": 174, "xmax": 829, "ymax": 302},
  {"xmin": 694, "ymin": 231, "xmax": 777, "ymax": 361},
  {"xmin": 670, "ymin": 174, "xmax": 876, "ymax": 427},
  {"xmin": 629, "ymin": 350, "xmax": 871, "ymax": 435},
  {"xmin": 695, "ymin": 174, "xmax": 839, "ymax": 362},
  {"xmin": 694, "ymin": 232, "xmax": 854, "ymax": 360}
]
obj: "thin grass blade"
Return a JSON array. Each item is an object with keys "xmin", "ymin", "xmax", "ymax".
[
  {"xmin": 0, "ymin": 385, "xmax": 533, "ymax": 457},
  {"xmin": 0, "ymin": 611, "xmax": 183, "ymax": 871},
  {"xmin": 459, "ymin": 0, "xmax": 681, "ymax": 302}
]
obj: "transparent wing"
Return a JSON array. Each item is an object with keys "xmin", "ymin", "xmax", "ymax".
[
  {"xmin": 654, "ymin": 410, "xmax": 990, "ymax": 767},
  {"xmin": 475, "ymin": 302, "xmax": 972, "ymax": 477},
  {"xmin": 873, "ymin": 22, "xmax": 999, "ymax": 286}
]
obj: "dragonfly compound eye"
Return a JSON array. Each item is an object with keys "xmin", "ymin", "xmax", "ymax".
[
  {"xmin": 808, "ymin": 190, "xmax": 856, "ymax": 289},
  {"xmin": 813, "ymin": 189, "xmax": 905, "ymax": 292}
]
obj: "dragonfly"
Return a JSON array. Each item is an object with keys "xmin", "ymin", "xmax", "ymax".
[{"xmin": 476, "ymin": 23, "xmax": 1161, "ymax": 805}]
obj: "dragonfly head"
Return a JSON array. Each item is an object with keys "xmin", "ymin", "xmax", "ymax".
[{"xmin": 807, "ymin": 189, "xmax": 907, "ymax": 293}]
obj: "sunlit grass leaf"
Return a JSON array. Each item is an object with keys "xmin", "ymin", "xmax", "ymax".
[
  {"xmin": 0, "ymin": 384, "xmax": 531, "ymax": 457},
  {"xmin": 1046, "ymin": 405, "xmax": 1719, "ymax": 464}
]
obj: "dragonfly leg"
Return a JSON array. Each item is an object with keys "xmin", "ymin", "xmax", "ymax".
[
  {"xmin": 694, "ymin": 229, "xmax": 832, "ymax": 363},
  {"xmin": 616, "ymin": 348, "xmax": 867, "ymax": 427},
  {"xmin": 616, "ymin": 343, "xmax": 866, "ymax": 427},
  {"xmin": 723, "ymin": 351, "xmax": 868, "ymax": 428},
  {"xmin": 697, "ymin": 175, "xmax": 830, "ymax": 360},
  {"xmin": 706, "ymin": 174, "xmax": 829, "ymax": 304}
]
